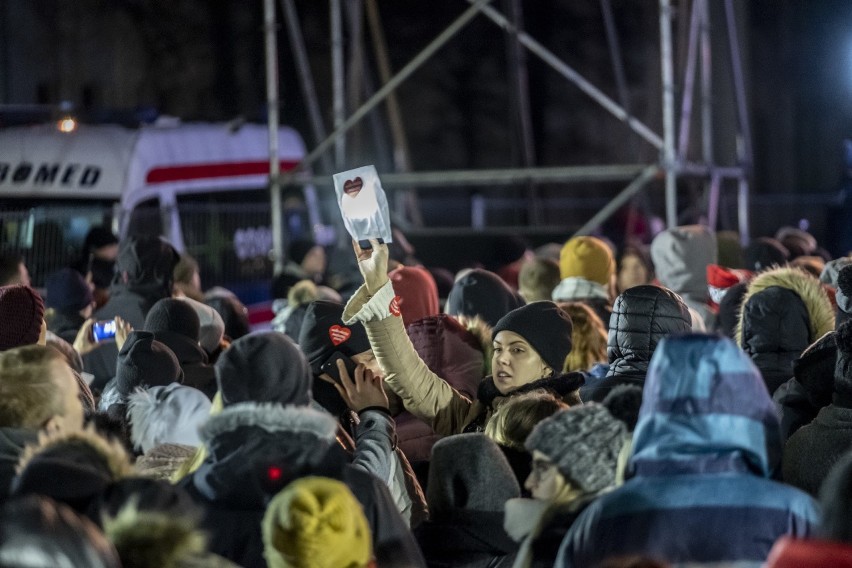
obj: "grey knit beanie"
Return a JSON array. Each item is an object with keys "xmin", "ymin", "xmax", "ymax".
[{"xmin": 525, "ymin": 403, "xmax": 627, "ymax": 493}]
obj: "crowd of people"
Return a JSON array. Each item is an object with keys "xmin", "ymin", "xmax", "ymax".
[{"xmin": 0, "ymin": 222, "xmax": 851, "ymax": 568}]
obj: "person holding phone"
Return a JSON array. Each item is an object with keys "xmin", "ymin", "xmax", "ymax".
[
  {"xmin": 343, "ymin": 240, "xmax": 583, "ymax": 436},
  {"xmin": 298, "ymin": 300, "xmax": 427, "ymax": 527}
]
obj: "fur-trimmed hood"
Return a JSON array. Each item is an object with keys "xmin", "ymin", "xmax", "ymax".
[
  {"xmin": 736, "ymin": 266, "xmax": 834, "ymax": 392},
  {"xmin": 477, "ymin": 372, "xmax": 585, "ymax": 409},
  {"xmin": 191, "ymin": 403, "xmax": 343, "ymax": 507},
  {"xmin": 17, "ymin": 426, "xmax": 133, "ymax": 481},
  {"xmin": 199, "ymin": 402, "xmax": 337, "ymax": 445},
  {"xmin": 736, "ymin": 266, "xmax": 834, "ymax": 348}
]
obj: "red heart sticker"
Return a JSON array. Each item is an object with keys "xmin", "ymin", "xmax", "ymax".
[
  {"xmin": 343, "ymin": 177, "xmax": 363, "ymax": 198},
  {"xmin": 389, "ymin": 296, "xmax": 402, "ymax": 317},
  {"xmin": 329, "ymin": 325, "xmax": 351, "ymax": 346}
]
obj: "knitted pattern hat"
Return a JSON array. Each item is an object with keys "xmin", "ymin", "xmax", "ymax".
[
  {"xmin": 144, "ymin": 298, "xmax": 201, "ymax": 342},
  {"xmin": 834, "ymin": 321, "xmax": 852, "ymax": 407},
  {"xmin": 45, "ymin": 268, "xmax": 93, "ymax": 313},
  {"xmin": 445, "ymin": 269, "xmax": 525, "ymax": 328},
  {"xmin": 427, "ymin": 433, "xmax": 519, "ymax": 514},
  {"xmin": 115, "ymin": 332, "xmax": 184, "ymax": 397},
  {"xmin": 297, "ymin": 301, "xmax": 371, "ymax": 376},
  {"xmin": 262, "ymin": 476, "xmax": 371, "ymax": 568},
  {"xmin": 491, "ymin": 301, "xmax": 574, "ymax": 372},
  {"xmin": 525, "ymin": 404, "xmax": 627, "ymax": 493},
  {"xmin": 389, "ymin": 265, "xmax": 440, "ymax": 328},
  {"xmin": 836, "ymin": 265, "xmax": 852, "ymax": 327},
  {"xmin": 559, "ymin": 236, "xmax": 615, "ymax": 285},
  {"xmin": 0, "ymin": 285, "xmax": 45, "ymax": 351},
  {"xmin": 216, "ymin": 331, "xmax": 313, "ymax": 406}
]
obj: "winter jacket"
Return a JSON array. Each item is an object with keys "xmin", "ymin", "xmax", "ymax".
[
  {"xmin": 151, "ymin": 330, "xmax": 217, "ymax": 399},
  {"xmin": 783, "ymin": 404, "xmax": 852, "ymax": 496},
  {"xmin": 398, "ymin": 314, "xmax": 490, "ymax": 461},
  {"xmin": 580, "ymin": 285, "xmax": 691, "ymax": 403},
  {"xmin": 556, "ymin": 334, "xmax": 820, "ymax": 568},
  {"xmin": 344, "ymin": 282, "xmax": 583, "ymax": 435},
  {"xmin": 0, "ymin": 427, "xmax": 38, "ymax": 501},
  {"xmin": 179, "ymin": 403, "xmax": 425, "ymax": 568},
  {"xmin": 737, "ymin": 267, "xmax": 835, "ymax": 395},
  {"xmin": 650, "ymin": 225, "xmax": 717, "ymax": 329},
  {"xmin": 414, "ymin": 511, "xmax": 517, "ymax": 568}
]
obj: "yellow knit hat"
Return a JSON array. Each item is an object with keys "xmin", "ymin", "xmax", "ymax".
[
  {"xmin": 262, "ymin": 477, "xmax": 372, "ymax": 568},
  {"xmin": 559, "ymin": 236, "xmax": 615, "ymax": 284}
]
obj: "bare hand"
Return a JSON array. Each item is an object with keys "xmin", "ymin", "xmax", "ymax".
[
  {"xmin": 114, "ymin": 316, "xmax": 133, "ymax": 351},
  {"xmin": 352, "ymin": 239, "xmax": 390, "ymax": 295},
  {"xmin": 72, "ymin": 319, "xmax": 97, "ymax": 356},
  {"xmin": 334, "ymin": 360, "xmax": 389, "ymax": 413}
]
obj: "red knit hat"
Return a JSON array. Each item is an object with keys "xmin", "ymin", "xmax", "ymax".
[
  {"xmin": 389, "ymin": 265, "xmax": 440, "ymax": 328},
  {"xmin": 706, "ymin": 264, "xmax": 752, "ymax": 312},
  {"xmin": 0, "ymin": 285, "xmax": 46, "ymax": 351}
]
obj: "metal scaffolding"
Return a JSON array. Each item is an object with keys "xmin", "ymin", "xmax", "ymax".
[{"xmin": 264, "ymin": 0, "xmax": 753, "ymax": 265}]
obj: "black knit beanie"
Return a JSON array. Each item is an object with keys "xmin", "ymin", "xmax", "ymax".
[
  {"xmin": 215, "ymin": 331, "xmax": 312, "ymax": 406},
  {"xmin": 144, "ymin": 298, "xmax": 201, "ymax": 341},
  {"xmin": 446, "ymin": 268, "xmax": 525, "ymax": 328},
  {"xmin": 297, "ymin": 301, "xmax": 371, "ymax": 375},
  {"xmin": 45, "ymin": 268, "xmax": 94, "ymax": 313},
  {"xmin": 834, "ymin": 321, "xmax": 852, "ymax": 408},
  {"xmin": 744, "ymin": 237, "xmax": 789, "ymax": 273},
  {"xmin": 115, "ymin": 331, "xmax": 184, "ymax": 397},
  {"xmin": 491, "ymin": 301, "xmax": 573, "ymax": 372}
]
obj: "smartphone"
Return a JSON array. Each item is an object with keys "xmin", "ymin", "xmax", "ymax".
[
  {"xmin": 92, "ymin": 319, "xmax": 117, "ymax": 342},
  {"xmin": 320, "ymin": 352, "xmax": 358, "ymax": 385}
]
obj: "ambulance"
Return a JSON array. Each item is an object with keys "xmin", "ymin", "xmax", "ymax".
[{"xmin": 0, "ymin": 121, "xmax": 333, "ymax": 309}]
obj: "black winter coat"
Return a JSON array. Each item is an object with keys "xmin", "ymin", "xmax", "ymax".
[
  {"xmin": 783, "ymin": 404, "xmax": 852, "ymax": 496},
  {"xmin": 414, "ymin": 510, "xmax": 518, "ymax": 568},
  {"xmin": 582, "ymin": 285, "xmax": 691, "ymax": 402}
]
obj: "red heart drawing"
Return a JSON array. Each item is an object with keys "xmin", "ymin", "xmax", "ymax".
[
  {"xmin": 343, "ymin": 177, "xmax": 363, "ymax": 198},
  {"xmin": 389, "ymin": 296, "xmax": 402, "ymax": 317},
  {"xmin": 329, "ymin": 325, "xmax": 351, "ymax": 346}
]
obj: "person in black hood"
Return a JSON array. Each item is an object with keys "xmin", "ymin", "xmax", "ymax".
[
  {"xmin": 81, "ymin": 235, "xmax": 179, "ymax": 390},
  {"xmin": 179, "ymin": 331, "xmax": 425, "ymax": 568},
  {"xmin": 414, "ymin": 434, "xmax": 519, "ymax": 567},
  {"xmin": 581, "ymin": 284, "xmax": 692, "ymax": 402},
  {"xmin": 144, "ymin": 298, "xmax": 217, "ymax": 399},
  {"xmin": 72, "ymin": 226, "xmax": 119, "ymax": 309}
]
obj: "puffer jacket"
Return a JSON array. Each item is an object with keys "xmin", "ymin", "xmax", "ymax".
[
  {"xmin": 343, "ymin": 282, "xmax": 583, "ymax": 436},
  {"xmin": 556, "ymin": 335, "xmax": 819, "ymax": 568},
  {"xmin": 581, "ymin": 285, "xmax": 691, "ymax": 402},
  {"xmin": 398, "ymin": 314, "xmax": 490, "ymax": 462},
  {"xmin": 737, "ymin": 266, "xmax": 835, "ymax": 395}
]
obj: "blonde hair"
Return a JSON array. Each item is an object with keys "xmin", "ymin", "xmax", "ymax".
[
  {"xmin": 485, "ymin": 390, "xmax": 568, "ymax": 450},
  {"xmin": 0, "ymin": 345, "xmax": 65, "ymax": 428},
  {"xmin": 558, "ymin": 302, "xmax": 608, "ymax": 372}
]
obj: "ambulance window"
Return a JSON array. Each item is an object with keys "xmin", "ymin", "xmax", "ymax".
[{"xmin": 126, "ymin": 198, "xmax": 162, "ymax": 238}]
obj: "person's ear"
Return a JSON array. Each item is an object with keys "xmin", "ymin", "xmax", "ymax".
[{"xmin": 543, "ymin": 365, "xmax": 554, "ymax": 378}]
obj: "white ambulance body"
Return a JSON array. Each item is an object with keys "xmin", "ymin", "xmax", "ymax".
[{"xmin": 0, "ymin": 122, "xmax": 329, "ymax": 307}]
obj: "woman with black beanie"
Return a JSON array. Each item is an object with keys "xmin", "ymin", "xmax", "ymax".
[{"xmin": 342, "ymin": 239, "xmax": 582, "ymax": 435}]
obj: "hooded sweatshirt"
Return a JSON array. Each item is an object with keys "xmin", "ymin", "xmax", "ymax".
[
  {"xmin": 556, "ymin": 335, "xmax": 819, "ymax": 568},
  {"xmin": 651, "ymin": 225, "xmax": 717, "ymax": 330}
]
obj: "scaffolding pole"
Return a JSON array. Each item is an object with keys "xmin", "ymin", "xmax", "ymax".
[
  {"xmin": 470, "ymin": 0, "xmax": 663, "ymax": 150},
  {"xmin": 725, "ymin": 0, "xmax": 752, "ymax": 243},
  {"xmin": 677, "ymin": 0, "xmax": 701, "ymax": 161},
  {"xmin": 263, "ymin": 0, "xmax": 285, "ymax": 273},
  {"xmin": 279, "ymin": 0, "xmax": 493, "ymax": 183},
  {"xmin": 660, "ymin": 0, "xmax": 677, "ymax": 228},
  {"xmin": 331, "ymin": 0, "xmax": 345, "ymax": 168},
  {"xmin": 280, "ymin": 0, "xmax": 334, "ymax": 174},
  {"xmin": 573, "ymin": 165, "xmax": 660, "ymax": 236}
]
